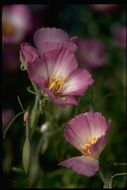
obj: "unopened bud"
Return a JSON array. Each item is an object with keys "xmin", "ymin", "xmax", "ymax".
[
  {"xmin": 22, "ymin": 138, "xmax": 31, "ymax": 174},
  {"xmin": 23, "ymin": 111, "xmax": 29, "ymax": 122}
]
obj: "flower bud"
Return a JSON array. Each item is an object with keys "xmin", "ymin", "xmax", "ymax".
[
  {"xmin": 22, "ymin": 138, "xmax": 31, "ymax": 174},
  {"xmin": 23, "ymin": 111, "xmax": 29, "ymax": 122}
]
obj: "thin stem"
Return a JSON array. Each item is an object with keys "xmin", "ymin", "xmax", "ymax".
[
  {"xmin": 112, "ymin": 172, "xmax": 127, "ymax": 179},
  {"xmin": 30, "ymin": 95, "xmax": 39, "ymax": 127},
  {"xmin": 17, "ymin": 96, "xmax": 25, "ymax": 111},
  {"xmin": 31, "ymin": 81, "xmax": 40, "ymax": 97},
  {"xmin": 3, "ymin": 111, "xmax": 24, "ymax": 139},
  {"xmin": 27, "ymin": 87, "xmax": 37, "ymax": 96},
  {"xmin": 36, "ymin": 136, "xmax": 45, "ymax": 156},
  {"xmin": 26, "ymin": 119, "xmax": 29, "ymax": 139},
  {"xmin": 113, "ymin": 162, "xmax": 127, "ymax": 167}
]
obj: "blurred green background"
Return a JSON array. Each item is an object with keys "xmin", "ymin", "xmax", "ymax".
[{"xmin": 2, "ymin": 4, "xmax": 126, "ymax": 188}]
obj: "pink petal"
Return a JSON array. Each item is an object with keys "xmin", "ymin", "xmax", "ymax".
[
  {"xmin": 83, "ymin": 112, "xmax": 109, "ymax": 139},
  {"xmin": 70, "ymin": 36, "xmax": 79, "ymax": 44},
  {"xmin": 43, "ymin": 47, "xmax": 78, "ymax": 79},
  {"xmin": 29, "ymin": 76, "xmax": 46, "ymax": 86},
  {"xmin": 36, "ymin": 84, "xmax": 77, "ymax": 107},
  {"xmin": 64, "ymin": 114, "xmax": 92, "ymax": 151},
  {"xmin": 34, "ymin": 27, "xmax": 69, "ymax": 45},
  {"xmin": 89, "ymin": 123, "xmax": 110, "ymax": 157},
  {"xmin": 58, "ymin": 156, "xmax": 99, "ymax": 176},
  {"xmin": 20, "ymin": 42, "xmax": 39, "ymax": 65},
  {"xmin": 62, "ymin": 69, "xmax": 94, "ymax": 96},
  {"xmin": 28, "ymin": 56, "xmax": 48, "ymax": 81},
  {"xmin": 33, "ymin": 27, "xmax": 77, "ymax": 54}
]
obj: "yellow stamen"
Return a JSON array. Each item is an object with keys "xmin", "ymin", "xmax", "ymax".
[
  {"xmin": 48, "ymin": 75, "xmax": 66, "ymax": 95},
  {"xmin": 81, "ymin": 136, "xmax": 97, "ymax": 156}
]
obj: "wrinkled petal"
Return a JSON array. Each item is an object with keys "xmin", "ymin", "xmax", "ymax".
[
  {"xmin": 58, "ymin": 156, "xmax": 99, "ymax": 176},
  {"xmin": 43, "ymin": 47, "xmax": 78, "ymax": 79},
  {"xmin": 83, "ymin": 112, "xmax": 109, "ymax": 138},
  {"xmin": 89, "ymin": 124, "xmax": 110, "ymax": 157},
  {"xmin": 34, "ymin": 27, "xmax": 77, "ymax": 54},
  {"xmin": 64, "ymin": 114, "xmax": 92, "ymax": 151},
  {"xmin": 62, "ymin": 69, "xmax": 94, "ymax": 96},
  {"xmin": 28, "ymin": 56, "xmax": 48, "ymax": 81},
  {"xmin": 20, "ymin": 42, "xmax": 39, "ymax": 65},
  {"xmin": 34, "ymin": 27, "xmax": 69, "ymax": 45}
]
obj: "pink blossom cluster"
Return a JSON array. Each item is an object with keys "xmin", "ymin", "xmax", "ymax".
[{"xmin": 20, "ymin": 27, "xmax": 110, "ymax": 177}]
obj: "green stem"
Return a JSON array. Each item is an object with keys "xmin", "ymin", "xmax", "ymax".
[
  {"xmin": 30, "ymin": 95, "xmax": 40, "ymax": 139},
  {"xmin": 112, "ymin": 172, "xmax": 127, "ymax": 179},
  {"xmin": 26, "ymin": 119, "xmax": 29, "ymax": 139},
  {"xmin": 31, "ymin": 81, "xmax": 41, "ymax": 97},
  {"xmin": 3, "ymin": 111, "xmax": 24, "ymax": 139},
  {"xmin": 113, "ymin": 162, "xmax": 127, "ymax": 166}
]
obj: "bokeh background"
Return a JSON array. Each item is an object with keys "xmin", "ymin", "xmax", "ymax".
[{"xmin": 2, "ymin": 4, "xmax": 126, "ymax": 188}]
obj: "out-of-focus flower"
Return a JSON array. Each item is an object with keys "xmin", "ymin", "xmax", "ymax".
[
  {"xmin": 2, "ymin": 4, "xmax": 32, "ymax": 44},
  {"xmin": 76, "ymin": 38, "xmax": 107, "ymax": 69},
  {"xmin": 20, "ymin": 28, "xmax": 94, "ymax": 107},
  {"xmin": 2, "ymin": 109, "xmax": 14, "ymax": 129},
  {"xmin": 89, "ymin": 4, "xmax": 121, "ymax": 13},
  {"xmin": 40, "ymin": 122, "xmax": 49, "ymax": 133},
  {"xmin": 115, "ymin": 26, "xmax": 126, "ymax": 49},
  {"xmin": 58, "ymin": 112, "xmax": 110, "ymax": 176}
]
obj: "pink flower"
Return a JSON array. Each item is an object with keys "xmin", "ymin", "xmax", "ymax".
[
  {"xmin": 89, "ymin": 4, "xmax": 121, "ymax": 13},
  {"xmin": 58, "ymin": 112, "xmax": 110, "ymax": 176},
  {"xmin": 2, "ymin": 5, "xmax": 32, "ymax": 44},
  {"xmin": 76, "ymin": 38, "xmax": 107, "ymax": 69},
  {"xmin": 115, "ymin": 26, "xmax": 126, "ymax": 49},
  {"xmin": 20, "ymin": 28, "xmax": 94, "ymax": 107}
]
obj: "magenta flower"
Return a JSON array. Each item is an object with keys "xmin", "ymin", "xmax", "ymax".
[
  {"xmin": 76, "ymin": 38, "xmax": 107, "ymax": 69},
  {"xmin": 89, "ymin": 4, "xmax": 121, "ymax": 13},
  {"xmin": 2, "ymin": 5, "xmax": 32, "ymax": 44},
  {"xmin": 20, "ymin": 28, "xmax": 94, "ymax": 107},
  {"xmin": 115, "ymin": 26, "xmax": 126, "ymax": 49},
  {"xmin": 58, "ymin": 112, "xmax": 110, "ymax": 176}
]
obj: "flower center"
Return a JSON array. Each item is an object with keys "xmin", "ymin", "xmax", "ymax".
[
  {"xmin": 81, "ymin": 136, "xmax": 97, "ymax": 157},
  {"xmin": 48, "ymin": 76, "xmax": 65, "ymax": 95},
  {"xmin": 2, "ymin": 23, "xmax": 15, "ymax": 36}
]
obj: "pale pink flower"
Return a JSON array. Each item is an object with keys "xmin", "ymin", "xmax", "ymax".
[
  {"xmin": 58, "ymin": 112, "xmax": 110, "ymax": 176},
  {"xmin": 20, "ymin": 28, "xmax": 94, "ymax": 107},
  {"xmin": 2, "ymin": 5, "xmax": 32, "ymax": 44},
  {"xmin": 76, "ymin": 38, "xmax": 107, "ymax": 69}
]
